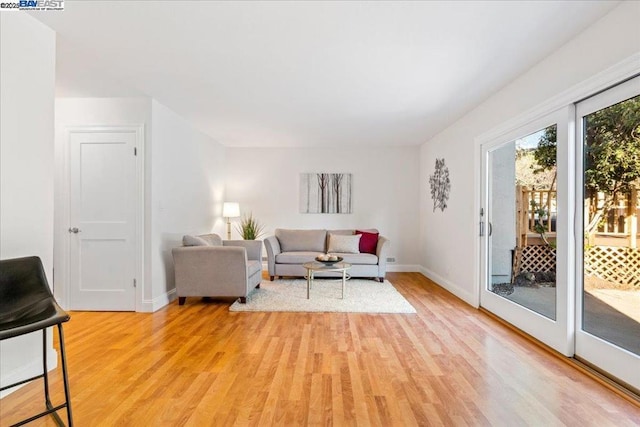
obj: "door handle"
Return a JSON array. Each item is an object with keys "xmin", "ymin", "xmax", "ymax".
[
  {"xmin": 488, "ymin": 222, "xmax": 493, "ymax": 236},
  {"xmin": 68, "ymin": 227, "xmax": 81, "ymax": 234}
]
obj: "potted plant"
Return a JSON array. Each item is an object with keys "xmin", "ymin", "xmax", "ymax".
[{"xmin": 235, "ymin": 213, "xmax": 265, "ymax": 240}]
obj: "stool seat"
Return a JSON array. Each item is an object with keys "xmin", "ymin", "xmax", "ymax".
[
  {"xmin": 0, "ymin": 298, "xmax": 69, "ymax": 340},
  {"xmin": 0, "ymin": 256, "xmax": 73, "ymax": 426}
]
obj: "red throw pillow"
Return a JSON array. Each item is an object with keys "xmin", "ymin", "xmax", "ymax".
[{"xmin": 355, "ymin": 230, "xmax": 379, "ymax": 254}]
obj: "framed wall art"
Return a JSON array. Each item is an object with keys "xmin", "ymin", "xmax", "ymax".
[{"xmin": 300, "ymin": 173, "xmax": 352, "ymax": 213}]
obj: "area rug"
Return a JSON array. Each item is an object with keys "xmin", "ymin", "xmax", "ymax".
[{"xmin": 229, "ymin": 278, "xmax": 416, "ymax": 314}]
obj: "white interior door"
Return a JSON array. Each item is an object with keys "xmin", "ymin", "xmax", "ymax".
[
  {"xmin": 575, "ymin": 76, "xmax": 640, "ymax": 391},
  {"xmin": 68, "ymin": 129, "xmax": 137, "ymax": 311},
  {"xmin": 480, "ymin": 108, "xmax": 573, "ymax": 355}
]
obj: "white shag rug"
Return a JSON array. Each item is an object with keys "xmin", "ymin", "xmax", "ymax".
[{"xmin": 229, "ymin": 278, "xmax": 416, "ymax": 314}]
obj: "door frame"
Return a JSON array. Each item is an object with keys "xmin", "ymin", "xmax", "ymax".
[
  {"xmin": 54, "ymin": 125, "xmax": 145, "ymax": 312},
  {"xmin": 479, "ymin": 107, "xmax": 574, "ymax": 355}
]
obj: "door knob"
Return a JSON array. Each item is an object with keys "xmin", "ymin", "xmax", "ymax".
[{"xmin": 68, "ymin": 227, "xmax": 81, "ymax": 234}]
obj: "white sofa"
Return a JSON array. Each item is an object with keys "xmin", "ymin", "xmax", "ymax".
[{"xmin": 264, "ymin": 229, "xmax": 389, "ymax": 282}]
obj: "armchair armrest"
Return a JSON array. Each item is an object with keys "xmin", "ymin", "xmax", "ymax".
[
  {"xmin": 223, "ymin": 239, "xmax": 262, "ymax": 261},
  {"xmin": 264, "ymin": 235, "xmax": 281, "ymax": 277}
]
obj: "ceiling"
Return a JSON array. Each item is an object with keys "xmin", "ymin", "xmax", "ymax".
[{"xmin": 31, "ymin": 1, "xmax": 619, "ymax": 148}]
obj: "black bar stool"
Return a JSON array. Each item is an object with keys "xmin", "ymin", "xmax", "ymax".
[{"xmin": 0, "ymin": 256, "xmax": 73, "ymax": 426}]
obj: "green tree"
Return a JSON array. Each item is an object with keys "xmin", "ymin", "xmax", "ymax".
[
  {"xmin": 533, "ymin": 124, "xmax": 557, "ymax": 190},
  {"xmin": 584, "ymin": 96, "xmax": 640, "ymax": 233},
  {"xmin": 530, "ymin": 95, "xmax": 640, "ymax": 235}
]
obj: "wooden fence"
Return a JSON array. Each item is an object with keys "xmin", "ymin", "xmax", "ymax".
[
  {"xmin": 585, "ymin": 246, "xmax": 640, "ymax": 288},
  {"xmin": 516, "ymin": 186, "xmax": 557, "ymax": 248},
  {"xmin": 516, "ymin": 185, "xmax": 639, "ymax": 249},
  {"xmin": 585, "ymin": 188, "xmax": 638, "ymax": 249},
  {"xmin": 514, "ymin": 186, "xmax": 639, "ymax": 287}
]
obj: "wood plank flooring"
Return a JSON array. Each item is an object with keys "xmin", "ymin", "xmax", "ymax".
[{"xmin": 1, "ymin": 272, "xmax": 638, "ymax": 426}]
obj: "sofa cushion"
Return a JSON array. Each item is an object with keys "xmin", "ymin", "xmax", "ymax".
[
  {"xmin": 328, "ymin": 234, "xmax": 361, "ymax": 254},
  {"xmin": 276, "ymin": 229, "xmax": 327, "ymax": 252},
  {"xmin": 332, "ymin": 252, "xmax": 379, "ymax": 265},
  {"xmin": 276, "ymin": 251, "xmax": 322, "ymax": 264},
  {"xmin": 247, "ymin": 260, "xmax": 262, "ymax": 277},
  {"xmin": 356, "ymin": 230, "xmax": 379, "ymax": 254},
  {"xmin": 182, "ymin": 235, "xmax": 209, "ymax": 246}
]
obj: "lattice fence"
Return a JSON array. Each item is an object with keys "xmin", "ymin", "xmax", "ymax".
[
  {"xmin": 512, "ymin": 245, "xmax": 556, "ymax": 282},
  {"xmin": 585, "ymin": 246, "xmax": 640, "ymax": 288}
]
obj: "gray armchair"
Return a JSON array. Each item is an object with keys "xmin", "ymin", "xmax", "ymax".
[{"xmin": 172, "ymin": 234, "xmax": 262, "ymax": 304}]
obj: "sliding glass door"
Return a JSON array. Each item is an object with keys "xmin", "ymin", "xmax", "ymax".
[
  {"xmin": 575, "ymin": 76, "xmax": 640, "ymax": 391},
  {"xmin": 481, "ymin": 75, "xmax": 639, "ymax": 391},
  {"xmin": 480, "ymin": 108, "xmax": 572, "ymax": 355}
]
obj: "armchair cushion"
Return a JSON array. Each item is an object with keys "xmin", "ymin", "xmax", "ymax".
[
  {"xmin": 182, "ymin": 235, "xmax": 209, "ymax": 246},
  {"xmin": 200, "ymin": 234, "xmax": 223, "ymax": 246},
  {"xmin": 182, "ymin": 234, "xmax": 222, "ymax": 247}
]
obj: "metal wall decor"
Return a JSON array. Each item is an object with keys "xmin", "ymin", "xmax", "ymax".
[
  {"xmin": 300, "ymin": 173, "xmax": 352, "ymax": 213},
  {"xmin": 429, "ymin": 158, "xmax": 450, "ymax": 212}
]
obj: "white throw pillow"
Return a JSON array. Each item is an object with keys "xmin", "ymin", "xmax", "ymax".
[{"xmin": 328, "ymin": 234, "xmax": 361, "ymax": 254}]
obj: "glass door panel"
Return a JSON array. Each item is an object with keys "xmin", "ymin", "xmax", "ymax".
[
  {"xmin": 576, "ymin": 76, "xmax": 640, "ymax": 391},
  {"xmin": 488, "ymin": 126, "xmax": 557, "ymax": 320},
  {"xmin": 481, "ymin": 108, "xmax": 571, "ymax": 355}
]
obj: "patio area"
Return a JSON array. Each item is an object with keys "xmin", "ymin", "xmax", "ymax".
[{"xmin": 497, "ymin": 280, "xmax": 640, "ymax": 355}]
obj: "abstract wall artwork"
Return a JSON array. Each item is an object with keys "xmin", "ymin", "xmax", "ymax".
[
  {"xmin": 300, "ymin": 173, "xmax": 352, "ymax": 213},
  {"xmin": 429, "ymin": 158, "xmax": 451, "ymax": 212}
]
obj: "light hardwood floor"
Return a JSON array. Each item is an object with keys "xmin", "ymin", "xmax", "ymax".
[{"xmin": 1, "ymin": 273, "xmax": 638, "ymax": 426}]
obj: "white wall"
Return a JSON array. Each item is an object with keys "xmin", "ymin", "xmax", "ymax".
[
  {"xmin": 225, "ymin": 147, "xmax": 420, "ymax": 268},
  {"xmin": 419, "ymin": 1, "xmax": 640, "ymax": 305},
  {"xmin": 149, "ymin": 100, "xmax": 226, "ymax": 306},
  {"xmin": 0, "ymin": 12, "xmax": 56, "ymax": 397},
  {"xmin": 490, "ymin": 142, "xmax": 516, "ymax": 284}
]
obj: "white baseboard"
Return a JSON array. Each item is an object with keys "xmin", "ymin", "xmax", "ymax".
[
  {"xmin": 387, "ymin": 264, "xmax": 421, "ymax": 272},
  {"xmin": 0, "ymin": 349, "xmax": 58, "ymax": 398},
  {"xmin": 140, "ymin": 288, "xmax": 177, "ymax": 312},
  {"xmin": 418, "ymin": 266, "xmax": 478, "ymax": 307}
]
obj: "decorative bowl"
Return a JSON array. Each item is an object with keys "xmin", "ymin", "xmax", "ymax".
[{"xmin": 315, "ymin": 256, "xmax": 343, "ymax": 266}]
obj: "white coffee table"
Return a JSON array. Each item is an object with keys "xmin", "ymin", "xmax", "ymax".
[{"xmin": 302, "ymin": 261, "xmax": 352, "ymax": 299}]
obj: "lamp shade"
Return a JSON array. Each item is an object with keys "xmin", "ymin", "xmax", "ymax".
[{"xmin": 222, "ymin": 202, "xmax": 240, "ymax": 218}]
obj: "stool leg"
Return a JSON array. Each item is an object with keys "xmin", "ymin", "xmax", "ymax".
[
  {"xmin": 42, "ymin": 329, "xmax": 51, "ymax": 407},
  {"xmin": 58, "ymin": 324, "xmax": 73, "ymax": 426}
]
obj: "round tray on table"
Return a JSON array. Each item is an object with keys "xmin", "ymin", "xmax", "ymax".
[{"xmin": 315, "ymin": 256, "xmax": 344, "ymax": 266}]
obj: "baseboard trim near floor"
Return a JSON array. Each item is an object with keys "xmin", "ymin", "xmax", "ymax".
[
  {"xmin": 479, "ymin": 307, "xmax": 640, "ymax": 408},
  {"xmin": 386, "ymin": 264, "xmax": 420, "ymax": 272},
  {"xmin": 419, "ymin": 266, "xmax": 477, "ymax": 307},
  {"xmin": 140, "ymin": 288, "xmax": 177, "ymax": 312},
  {"xmin": 0, "ymin": 349, "xmax": 58, "ymax": 398}
]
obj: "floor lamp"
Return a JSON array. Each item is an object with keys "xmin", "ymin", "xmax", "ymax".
[{"xmin": 222, "ymin": 202, "xmax": 240, "ymax": 240}]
